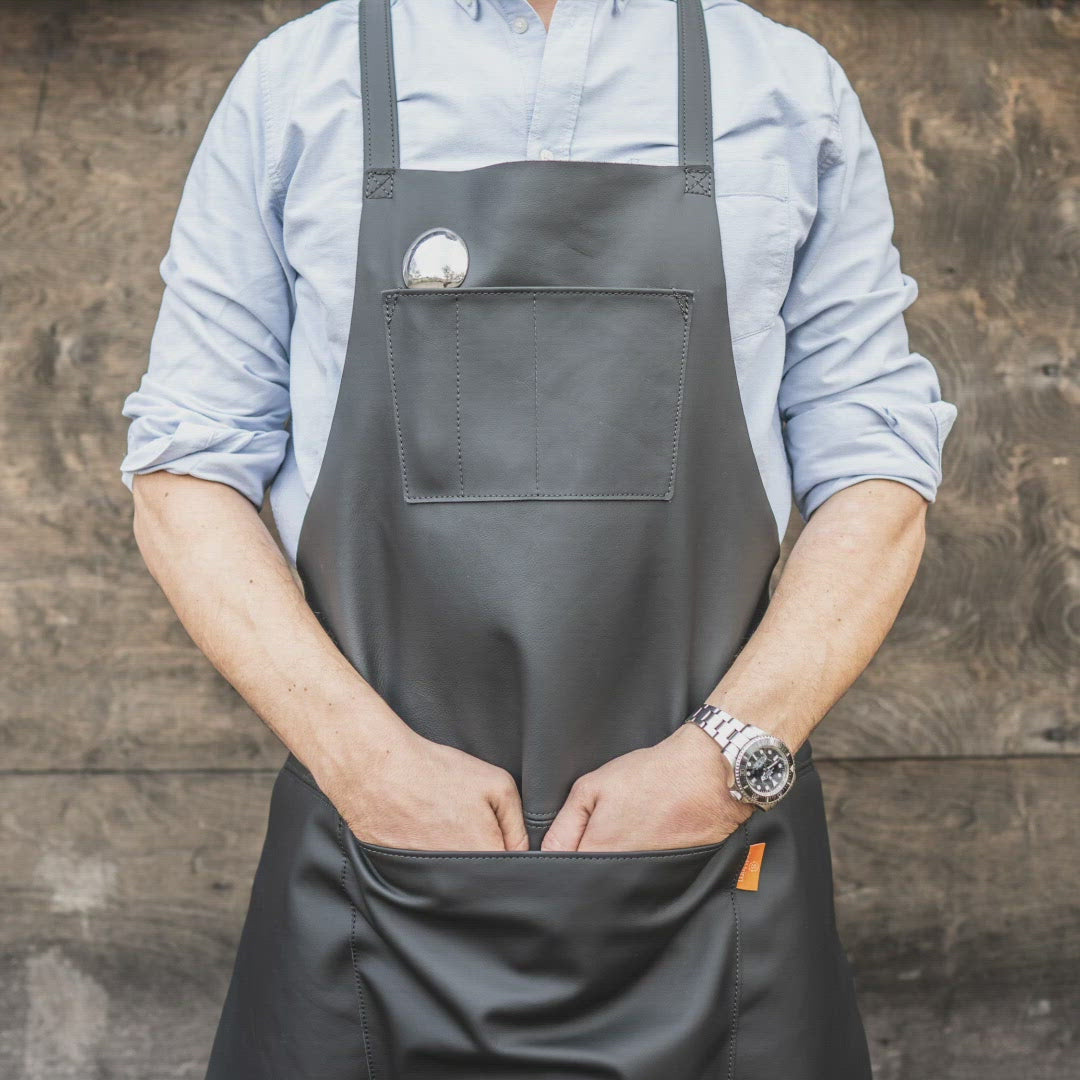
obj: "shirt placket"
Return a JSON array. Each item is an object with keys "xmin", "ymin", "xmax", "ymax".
[{"xmin": 496, "ymin": 0, "xmax": 601, "ymax": 162}]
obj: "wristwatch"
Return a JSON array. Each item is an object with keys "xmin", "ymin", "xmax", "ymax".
[{"xmin": 684, "ymin": 703, "xmax": 796, "ymax": 811}]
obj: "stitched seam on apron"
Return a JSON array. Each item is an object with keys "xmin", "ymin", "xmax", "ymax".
[
  {"xmin": 679, "ymin": 0, "xmax": 688, "ymax": 169},
  {"xmin": 683, "ymin": 166, "xmax": 713, "ymax": 197},
  {"xmin": 279, "ymin": 765, "xmax": 378, "ymax": 1076},
  {"xmin": 700, "ymin": 3, "xmax": 712, "ymax": 151},
  {"xmin": 364, "ymin": 169, "xmax": 394, "ymax": 199},
  {"xmin": 339, "ymin": 813, "xmax": 378, "ymax": 1080},
  {"xmin": 728, "ymin": 823, "xmax": 748, "ymax": 1079},
  {"xmin": 402, "ymin": 492, "xmax": 674, "ymax": 499},
  {"xmin": 386, "ymin": 288, "xmax": 692, "ymax": 298},
  {"xmin": 455, "ymin": 297, "xmax": 464, "ymax": 495},
  {"xmin": 668, "ymin": 291, "xmax": 691, "ymax": 496},
  {"xmin": 385, "ymin": 296, "xmax": 413, "ymax": 498},
  {"xmin": 357, "ymin": 848, "xmax": 727, "ymax": 863},
  {"xmin": 360, "ymin": 0, "xmax": 370, "ymax": 178},
  {"xmin": 679, "ymin": 0, "xmax": 712, "ymax": 190},
  {"xmin": 383, "ymin": 0, "xmax": 396, "ymax": 168},
  {"xmin": 533, "ymin": 293, "xmax": 540, "ymax": 494}
]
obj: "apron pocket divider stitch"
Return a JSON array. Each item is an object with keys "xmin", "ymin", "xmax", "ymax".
[{"xmin": 382, "ymin": 286, "xmax": 694, "ymax": 504}]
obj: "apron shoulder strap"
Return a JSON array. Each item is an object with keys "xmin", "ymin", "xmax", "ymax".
[
  {"xmin": 359, "ymin": 0, "xmax": 715, "ymax": 197},
  {"xmin": 360, "ymin": 0, "xmax": 400, "ymax": 197},
  {"xmin": 676, "ymin": 0, "xmax": 715, "ymax": 187}
]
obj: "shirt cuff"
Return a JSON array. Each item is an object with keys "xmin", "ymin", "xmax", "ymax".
[
  {"xmin": 119, "ymin": 419, "xmax": 289, "ymax": 509},
  {"xmin": 787, "ymin": 397, "xmax": 958, "ymax": 520}
]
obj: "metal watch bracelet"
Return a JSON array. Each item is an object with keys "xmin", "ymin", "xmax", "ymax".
[
  {"xmin": 685, "ymin": 703, "xmax": 763, "ymax": 757},
  {"xmin": 684, "ymin": 702, "xmax": 797, "ymax": 811}
]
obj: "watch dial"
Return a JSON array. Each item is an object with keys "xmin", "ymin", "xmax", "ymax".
[{"xmin": 743, "ymin": 745, "xmax": 790, "ymax": 797}]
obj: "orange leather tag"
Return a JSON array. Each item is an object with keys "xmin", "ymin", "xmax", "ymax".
[{"xmin": 736, "ymin": 842, "xmax": 766, "ymax": 891}]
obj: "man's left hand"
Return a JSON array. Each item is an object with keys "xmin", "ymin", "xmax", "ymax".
[{"xmin": 540, "ymin": 722, "xmax": 755, "ymax": 852}]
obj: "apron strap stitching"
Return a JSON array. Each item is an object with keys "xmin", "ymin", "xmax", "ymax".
[
  {"xmin": 676, "ymin": 0, "xmax": 713, "ymax": 171},
  {"xmin": 359, "ymin": 0, "xmax": 398, "ymax": 189},
  {"xmin": 359, "ymin": 0, "xmax": 370, "ymax": 175},
  {"xmin": 364, "ymin": 168, "xmax": 394, "ymax": 200},
  {"xmin": 683, "ymin": 165, "xmax": 713, "ymax": 197},
  {"xmin": 383, "ymin": 0, "xmax": 397, "ymax": 168}
]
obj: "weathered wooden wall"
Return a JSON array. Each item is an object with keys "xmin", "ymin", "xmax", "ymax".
[{"xmin": 0, "ymin": 1, "xmax": 1076, "ymax": 1077}]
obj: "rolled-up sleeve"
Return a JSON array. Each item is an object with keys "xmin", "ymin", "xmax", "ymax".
[
  {"xmin": 120, "ymin": 39, "xmax": 292, "ymax": 509},
  {"xmin": 779, "ymin": 55, "xmax": 957, "ymax": 521}
]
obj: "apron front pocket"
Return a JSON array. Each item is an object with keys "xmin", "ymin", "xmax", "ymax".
[
  {"xmin": 382, "ymin": 287, "xmax": 693, "ymax": 502},
  {"xmin": 343, "ymin": 835, "xmax": 744, "ymax": 1079}
]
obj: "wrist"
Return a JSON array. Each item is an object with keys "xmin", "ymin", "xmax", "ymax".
[
  {"xmin": 682, "ymin": 702, "xmax": 798, "ymax": 811},
  {"xmin": 674, "ymin": 720, "xmax": 734, "ymax": 785},
  {"xmin": 303, "ymin": 701, "xmax": 417, "ymax": 795},
  {"xmin": 702, "ymin": 693, "xmax": 808, "ymax": 755}
]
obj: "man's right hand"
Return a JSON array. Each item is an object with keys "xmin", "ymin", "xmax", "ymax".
[
  {"xmin": 129, "ymin": 472, "xmax": 529, "ymax": 854},
  {"xmin": 312, "ymin": 723, "xmax": 530, "ymax": 852}
]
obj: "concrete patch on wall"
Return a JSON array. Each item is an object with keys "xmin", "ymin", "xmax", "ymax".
[
  {"xmin": 22, "ymin": 949, "xmax": 108, "ymax": 1080},
  {"xmin": 35, "ymin": 850, "xmax": 117, "ymax": 915}
]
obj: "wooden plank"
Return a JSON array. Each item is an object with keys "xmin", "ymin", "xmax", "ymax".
[
  {"xmin": 0, "ymin": 770, "xmax": 271, "ymax": 1079},
  {"xmin": 0, "ymin": 1, "xmax": 1075, "ymax": 772},
  {"xmin": 757, "ymin": 0, "xmax": 1080, "ymax": 760},
  {"xmin": 824, "ymin": 755, "xmax": 1080, "ymax": 1079},
  {"xmin": 1, "ymin": 760, "xmax": 1077, "ymax": 1078},
  {"xmin": 0, "ymin": 0, "xmax": 321, "ymax": 772}
]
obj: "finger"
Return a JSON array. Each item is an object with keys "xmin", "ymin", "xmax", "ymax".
[
  {"xmin": 540, "ymin": 785, "xmax": 596, "ymax": 852},
  {"xmin": 492, "ymin": 784, "xmax": 531, "ymax": 852}
]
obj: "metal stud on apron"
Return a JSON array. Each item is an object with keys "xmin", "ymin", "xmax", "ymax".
[{"xmin": 206, "ymin": 2, "xmax": 874, "ymax": 1077}]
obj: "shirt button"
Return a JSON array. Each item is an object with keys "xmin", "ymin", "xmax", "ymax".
[
  {"xmin": 511, "ymin": 16, "xmax": 529, "ymax": 34},
  {"xmin": 539, "ymin": 147, "xmax": 555, "ymax": 161}
]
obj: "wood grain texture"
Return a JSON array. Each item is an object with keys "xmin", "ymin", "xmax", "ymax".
[
  {"xmin": 1, "ymin": 2, "xmax": 1077, "ymax": 1078},
  {"xmin": 0, "ymin": 0, "xmax": 1076, "ymax": 768},
  {"xmin": 757, "ymin": 0, "xmax": 1080, "ymax": 760},
  {"xmin": 1, "ymin": 761, "xmax": 1076, "ymax": 1079},
  {"xmin": 0, "ymin": 0, "xmax": 322, "ymax": 772}
]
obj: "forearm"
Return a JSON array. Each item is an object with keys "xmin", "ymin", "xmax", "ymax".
[
  {"xmin": 130, "ymin": 471, "xmax": 527, "ymax": 849},
  {"xmin": 130, "ymin": 471, "xmax": 404, "ymax": 779},
  {"xmin": 705, "ymin": 478, "xmax": 929, "ymax": 752}
]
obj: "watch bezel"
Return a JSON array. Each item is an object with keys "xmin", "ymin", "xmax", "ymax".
[{"xmin": 731, "ymin": 734, "xmax": 796, "ymax": 810}]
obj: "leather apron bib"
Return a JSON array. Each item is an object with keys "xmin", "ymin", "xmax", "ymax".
[{"xmin": 206, "ymin": 2, "xmax": 874, "ymax": 1076}]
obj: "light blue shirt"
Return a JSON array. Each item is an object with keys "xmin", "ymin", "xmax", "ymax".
[{"xmin": 120, "ymin": 0, "xmax": 957, "ymax": 559}]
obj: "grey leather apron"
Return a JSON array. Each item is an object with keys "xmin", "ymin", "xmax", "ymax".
[{"xmin": 206, "ymin": 2, "xmax": 874, "ymax": 1076}]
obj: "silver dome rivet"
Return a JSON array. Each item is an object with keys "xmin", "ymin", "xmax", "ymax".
[{"xmin": 402, "ymin": 227, "xmax": 469, "ymax": 289}]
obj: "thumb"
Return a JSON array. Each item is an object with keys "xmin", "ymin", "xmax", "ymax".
[
  {"xmin": 540, "ymin": 781, "xmax": 596, "ymax": 852},
  {"xmin": 492, "ymin": 785, "xmax": 531, "ymax": 852}
]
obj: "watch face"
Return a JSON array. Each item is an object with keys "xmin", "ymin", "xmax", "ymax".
[{"xmin": 738, "ymin": 741, "xmax": 793, "ymax": 802}]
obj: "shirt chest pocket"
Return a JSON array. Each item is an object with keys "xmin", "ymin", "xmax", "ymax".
[{"xmin": 713, "ymin": 158, "xmax": 794, "ymax": 344}]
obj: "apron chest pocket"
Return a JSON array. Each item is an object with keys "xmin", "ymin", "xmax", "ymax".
[{"xmin": 382, "ymin": 287, "xmax": 694, "ymax": 502}]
